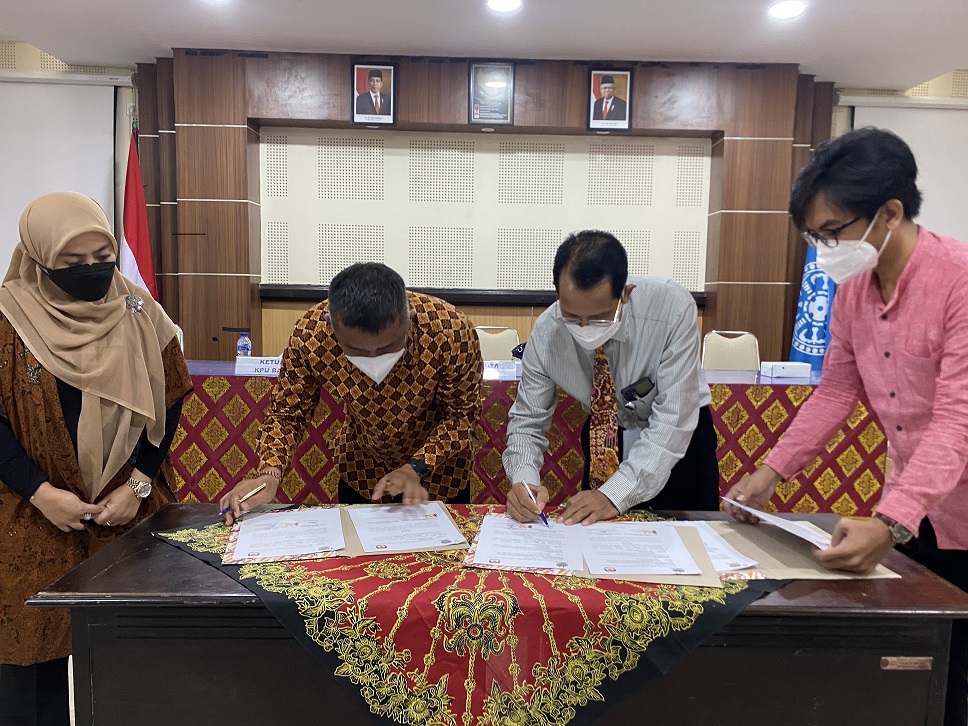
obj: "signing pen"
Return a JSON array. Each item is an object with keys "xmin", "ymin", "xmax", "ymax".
[
  {"xmin": 220, "ymin": 481, "xmax": 268, "ymax": 516},
  {"xmin": 523, "ymin": 484, "xmax": 550, "ymax": 527}
]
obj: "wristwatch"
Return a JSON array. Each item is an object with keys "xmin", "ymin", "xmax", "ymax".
[
  {"xmin": 408, "ymin": 458, "xmax": 429, "ymax": 481},
  {"xmin": 127, "ymin": 477, "xmax": 152, "ymax": 500},
  {"xmin": 874, "ymin": 512, "xmax": 914, "ymax": 544}
]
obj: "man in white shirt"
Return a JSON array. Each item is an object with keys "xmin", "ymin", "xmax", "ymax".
[{"xmin": 503, "ymin": 230, "xmax": 718, "ymax": 525}]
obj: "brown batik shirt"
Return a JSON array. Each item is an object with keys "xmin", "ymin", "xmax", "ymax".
[{"xmin": 258, "ymin": 292, "xmax": 483, "ymax": 500}]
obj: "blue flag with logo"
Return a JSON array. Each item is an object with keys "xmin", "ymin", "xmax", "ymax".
[{"xmin": 790, "ymin": 245, "xmax": 836, "ymax": 372}]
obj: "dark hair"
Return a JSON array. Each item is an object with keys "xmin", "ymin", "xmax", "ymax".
[
  {"xmin": 328, "ymin": 263, "xmax": 408, "ymax": 334},
  {"xmin": 789, "ymin": 126, "xmax": 922, "ymax": 228},
  {"xmin": 552, "ymin": 230, "xmax": 628, "ymax": 299}
]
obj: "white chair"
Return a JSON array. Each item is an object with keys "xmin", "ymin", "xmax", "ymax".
[
  {"xmin": 701, "ymin": 330, "xmax": 761, "ymax": 370},
  {"xmin": 475, "ymin": 326, "xmax": 520, "ymax": 361}
]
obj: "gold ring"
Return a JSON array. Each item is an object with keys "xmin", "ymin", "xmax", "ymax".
[{"xmin": 105, "ymin": 520, "xmax": 114, "ymax": 527}]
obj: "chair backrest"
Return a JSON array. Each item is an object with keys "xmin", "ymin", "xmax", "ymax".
[
  {"xmin": 701, "ymin": 330, "xmax": 760, "ymax": 370},
  {"xmin": 475, "ymin": 326, "xmax": 521, "ymax": 361},
  {"xmin": 174, "ymin": 324, "xmax": 184, "ymax": 352}
]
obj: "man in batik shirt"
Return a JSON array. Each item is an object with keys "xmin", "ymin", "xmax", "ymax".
[{"xmin": 221, "ymin": 263, "xmax": 483, "ymax": 521}]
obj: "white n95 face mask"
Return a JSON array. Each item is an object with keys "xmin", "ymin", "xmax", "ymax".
[
  {"xmin": 816, "ymin": 211, "xmax": 893, "ymax": 285},
  {"xmin": 565, "ymin": 321, "xmax": 621, "ymax": 350},
  {"xmin": 346, "ymin": 349, "xmax": 405, "ymax": 384}
]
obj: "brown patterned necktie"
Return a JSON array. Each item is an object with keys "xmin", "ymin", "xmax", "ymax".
[{"xmin": 589, "ymin": 346, "xmax": 620, "ymax": 488}]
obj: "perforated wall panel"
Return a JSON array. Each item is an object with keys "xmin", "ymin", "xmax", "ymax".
[
  {"xmin": 588, "ymin": 143, "xmax": 654, "ymax": 206},
  {"xmin": 496, "ymin": 229, "xmax": 563, "ymax": 289},
  {"xmin": 408, "ymin": 227, "xmax": 475, "ymax": 287},
  {"xmin": 318, "ymin": 224, "xmax": 385, "ymax": 284},
  {"xmin": 409, "ymin": 140, "xmax": 475, "ymax": 203},
  {"xmin": 675, "ymin": 146, "xmax": 707, "ymax": 207},
  {"xmin": 0, "ymin": 42, "xmax": 16, "ymax": 71},
  {"xmin": 672, "ymin": 231, "xmax": 703, "ymax": 291},
  {"xmin": 498, "ymin": 142, "xmax": 564, "ymax": 205},
  {"xmin": 318, "ymin": 137, "xmax": 385, "ymax": 201},
  {"xmin": 264, "ymin": 134, "xmax": 289, "ymax": 197},
  {"xmin": 265, "ymin": 222, "xmax": 289, "ymax": 284},
  {"xmin": 262, "ymin": 129, "xmax": 710, "ymax": 290}
]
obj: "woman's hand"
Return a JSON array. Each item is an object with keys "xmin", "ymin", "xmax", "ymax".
[
  {"xmin": 94, "ymin": 484, "xmax": 142, "ymax": 528},
  {"xmin": 29, "ymin": 482, "xmax": 103, "ymax": 532}
]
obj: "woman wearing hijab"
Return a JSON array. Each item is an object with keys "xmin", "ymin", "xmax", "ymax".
[{"xmin": 0, "ymin": 192, "xmax": 191, "ymax": 725}]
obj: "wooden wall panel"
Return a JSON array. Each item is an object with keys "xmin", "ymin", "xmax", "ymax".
[
  {"xmin": 160, "ymin": 205, "xmax": 178, "ymax": 274},
  {"xmin": 710, "ymin": 284, "xmax": 790, "ymax": 360},
  {"xmin": 793, "ymin": 75, "xmax": 815, "ymax": 145},
  {"xmin": 721, "ymin": 139, "xmax": 794, "ymax": 211},
  {"xmin": 811, "ymin": 82, "xmax": 836, "ymax": 148},
  {"xmin": 246, "ymin": 53, "xmax": 350, "ymax": 121},
  {"xmin": 512, "ymin": 60, "xmax": 587, "ymax": 129},
  {"xmin": 157, "ymin": 59, "xmax": 175, "ymax": 131},
  {"xmin": 717, "ymin": 214, "xmax": 790, "ymax": 282},
  {"xmin": 175, "ymin": 127, "xmax": 249, "ymax": 200},
  {"xmin": 398, "ymin": 58, "xmax": 469, "ymax": 126},
  {"xmin": 262, "ymin": 301, "xmax": 316, "ymax": 355},
  {"xmin": 175, "ymin": 202, "xmax": 251, "ymax": 273},
  {"xmin": 136, "ymin": 63, "xmax": 159, "ymax": 134},
  {"xmin": 173, "ymin": 49, "xmax": 247, "ymax": 125},
  {"xmin": 705, "ymin": 210, "xmax": 721, "ymax": 285},
  {"xmin": 718, "ymin": 64, "xmax": 798, "ymax": 138},
  {"xmin": 178, "ymin": 275, "xmax": 254, "ymax": 360}
]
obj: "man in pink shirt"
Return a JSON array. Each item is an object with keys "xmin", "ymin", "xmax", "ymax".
[{"xmin": 725, "ymin": 127, "xmax": 968, "ymax": 726}]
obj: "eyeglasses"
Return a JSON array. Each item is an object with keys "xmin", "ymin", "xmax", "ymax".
[
  {"xmin": 558, "ymin": 298, "xmax": 623, "ymax": 327},
  {"xmin": 802, "ymin": 216, "xmax": 862, "ymax": 248}
]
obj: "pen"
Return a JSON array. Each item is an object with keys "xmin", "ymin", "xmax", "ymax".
[
  {"xmin": 522, "ymin": 484, "xmax": 550, "ymax": 527},
  {"xmin": 220, "ymin": 482, "xmax": 268, "ymax": 516}
]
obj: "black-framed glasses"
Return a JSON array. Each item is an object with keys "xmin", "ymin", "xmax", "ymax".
[
  {"xmin": 802, "ymin": 216, "xmax": 862, "ymax": 248},
  {"xmin": 558, "ymin": 298, "xmax": 623, "ymax": 327}
]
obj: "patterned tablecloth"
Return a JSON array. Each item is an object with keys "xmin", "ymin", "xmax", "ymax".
[
  {"xmin": 157, "ymin": 504, "xmax": 773, "ymax": 726},
  {"xmin": 170, "ymin": 368, "xmax": 886, "ymax": 516}
]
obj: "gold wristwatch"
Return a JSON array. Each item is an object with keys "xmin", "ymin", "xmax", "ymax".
[{"xmin": 127, "ymin": 477, "xmax": 152, "ymax": 499}]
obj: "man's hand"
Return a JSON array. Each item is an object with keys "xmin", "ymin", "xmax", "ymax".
[
  {"xmin": 93, "ymin": 483, "xmax": 141, "ymax": 528},
  {"xmin": 507, "ymin": 483, "xmax": 548, "ymax": 523},
  {"xmin": 29, "ymin": 482, "xmax": 103, "ymax": 532},
  {"xmin": 814, "ymin": 517, "xmax": 894, "ymax": 574},
  {"xmin": 372, "ymin": 464, "xmax": 429, "ymax": 504},
  {"xmin": 558, "ymin": 490, "xmax": 619, "ymax": 526},
  {"xmin": 219, "ymin": 471, "xmax": 280, "ymax": 525},
  {"xmin": 722, "ymin": 466, "xmax": 782, "ymax": 524}
]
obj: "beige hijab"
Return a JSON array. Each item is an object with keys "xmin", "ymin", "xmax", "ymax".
[{"xmin": 0, "ymin": 192, "xmax": 178, "ymax": 499}]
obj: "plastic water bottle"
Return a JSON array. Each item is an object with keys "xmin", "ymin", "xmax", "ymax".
[{"xmin": 236, "ymin": 331, "xmax": 252, "ymax": 357}]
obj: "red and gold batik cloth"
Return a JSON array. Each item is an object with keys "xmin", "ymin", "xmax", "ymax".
[
  {"xmin": 257, "ymin": 292, "xmax": 483, "ymax": 501},
  {"xmin": 588, "ymin": 347, "xmax": 620, "ymax": 488},
  {"xmin": 158, "ymin": 505, "xmax": 772, "ymax": 726}
]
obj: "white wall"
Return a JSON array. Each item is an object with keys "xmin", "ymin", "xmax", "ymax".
[
  {"xmin": 854, "ymin": 104, "xmax": 968, "ymax": 242},
  {"xmin": 0, "ymin": 81, "xmax": 116, "ymax": 271}
]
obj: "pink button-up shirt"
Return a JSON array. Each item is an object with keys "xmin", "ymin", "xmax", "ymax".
[{"xmin": 766, "ymin": 227, "xmax": 968, "ymax": 549}]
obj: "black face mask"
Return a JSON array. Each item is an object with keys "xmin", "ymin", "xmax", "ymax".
[{"xmin": 44, "ymin": 262, "xmax": 116, "ymax": 302}]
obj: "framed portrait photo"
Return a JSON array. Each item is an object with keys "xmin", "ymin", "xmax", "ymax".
[
  {"xmin": 468, "ymin": 62, "xmax": 514, "ymax": 125},
  {"xmin": 352, "ymin": 62, "xmax": 397, "ymax": 126},
  {"xmin": 588, "ymin": 69, "xmax": 632, "ymax": 131}
]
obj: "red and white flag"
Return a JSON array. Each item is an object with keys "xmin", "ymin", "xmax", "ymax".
[{"xmin": 119, "ymin": 130, "xmax": 158, "ymax": 298}]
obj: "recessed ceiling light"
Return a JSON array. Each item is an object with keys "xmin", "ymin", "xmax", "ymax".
[
  {"xmin": 485, "ymin": 80, "xmax": 508, "ymax": 88},
  {"xmin": 769, "ymin": 1, "xmax": 806, "ymax": 19},
  {"xmin": 487, "ymin": 0, "xmax": 522, "ymax": 13}
]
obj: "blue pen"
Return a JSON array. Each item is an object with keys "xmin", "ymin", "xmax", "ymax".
[
  {"xmin": 220, "ymin": 481, "xmax": 268, "ymax": 516},
  {"xmin": 523, "ymin": 484, "xmax": 550, "ymax": 527}
]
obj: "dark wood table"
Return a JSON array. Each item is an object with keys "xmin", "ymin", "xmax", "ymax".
[{"xmin": 30, "ymin": 505, "xmax": 968, "ymax": 726}]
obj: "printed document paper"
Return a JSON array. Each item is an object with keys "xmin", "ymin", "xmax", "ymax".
[
  {"xmin": 578, "ymin": 521, "xmax": 702, "ymax": 576},
  {"xmin": 471, "ymin": 514, "xmax": 585, "ymax": 571},
  {"xmin": 672, "ymin": 521, "xmax": 758, "ymax": 572},
  {"xmin": 228, "ymin": 508, "xmax": 344, "ymax": 562},
  {"xmin": 348, "ymin": 502, "xmax": 466, "ymax": 553},
  {"xmin": 722, "ymin": 497, "xmax": 832, "ymax": 550}
]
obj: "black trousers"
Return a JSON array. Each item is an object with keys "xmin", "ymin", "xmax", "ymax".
[
  {"xmin": 580, "ymin": 405, "xmax": 720, "ymax": 511},
  {"xmin": 0, "ymin": 657, "xmax": 70, "ymax": 726},
  {"xmin": 898, "ymin": 519, "xmax": 968, "ymax": 726},
  {"xmin": 338, "ymin": 478, "xmax": 470, "ymax": 505}
]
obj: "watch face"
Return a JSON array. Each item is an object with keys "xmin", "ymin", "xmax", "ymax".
[{"xmin": 131, "ymin": 480, "xmax": 151, "ymax": 498}]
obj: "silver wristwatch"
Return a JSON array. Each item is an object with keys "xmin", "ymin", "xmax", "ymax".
[
  {"xmin": 874, "ymin": 512, "xmax": 914, "ymax": 544},
  {"xmin": 127, "ymin": 477, "xmax": 152, "ymax": 499}
]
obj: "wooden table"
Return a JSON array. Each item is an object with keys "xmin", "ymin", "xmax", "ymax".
[{"xmin": 31, "ymin": 505, "xmax": 968, "ymax": 726}]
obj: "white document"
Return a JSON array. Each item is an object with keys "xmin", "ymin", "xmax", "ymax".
[
  {"xmin": 472, "ymin": 514, "xmax": 585, "ymax": 571},
  {"xmin": 722, "ymin": 497, "xmax": 832, "ymax": 550},
  {"xmin": 348, "ymin": 503, "xmax": 466, "ymax": 553},
  {"xmin": 577, "ymin": 521, "xmax": 702, "ymax": 576},
  {"xmin": 232, "ymin": 508, "xmax": 344, "ymax": 560},
  {"xmin": 672, "ymin": 521, "xmax": 758, "ymax": 572}
]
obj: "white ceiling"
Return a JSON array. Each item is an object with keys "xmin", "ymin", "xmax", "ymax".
[{"xmin": 1, "ymin": 0, "xmax": 966, "ymax": 90}]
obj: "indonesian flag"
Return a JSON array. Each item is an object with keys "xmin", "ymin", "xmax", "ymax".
[{"xmin": 119, "ymin": 130, "xmax": 158, "ymax": 298}]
